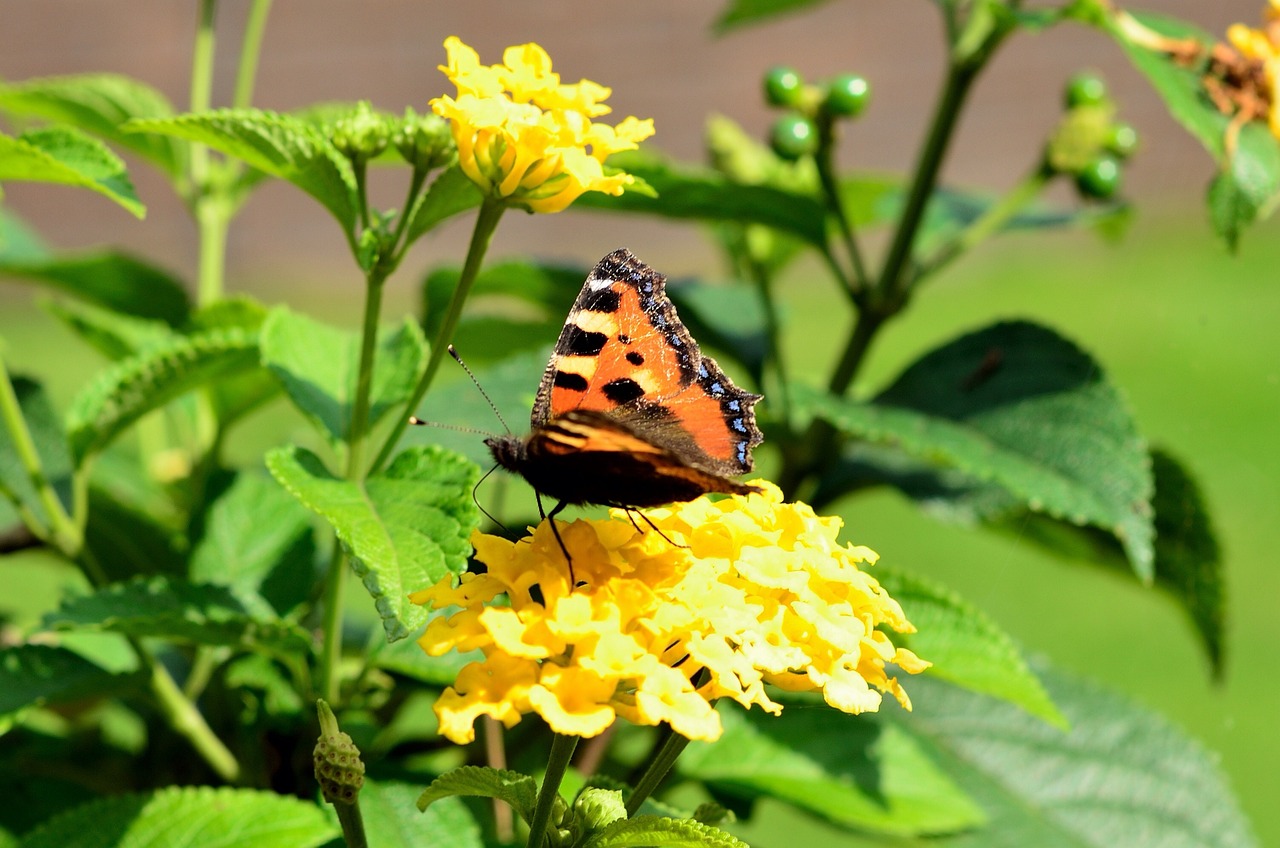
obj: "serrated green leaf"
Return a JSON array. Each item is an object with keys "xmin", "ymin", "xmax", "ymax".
[
  {"xmin": 0, "ymin": 250, "xmax": 189, "ymax": 326},
  {"xmin": 678, "ymin": 704, "xmax": 984, "ymax": 836},
  {"xmin": 189, "ymin": 472, "xmax": 316, "ymax": 617},
  {"xmin": 41, "ymin": 575, "xmax": 312, "ymax": 654},
  {"xmin": 417, "ymin": 766, "xmax": 538, "ymax": 824},
  {"xmin": 19, "ymin": 786, "xmax": 337, "ymax": 848},
  {"xmin": 712, "ymin": 0, "xmax": 834, "ymax": 33},
  {"xmin": 803, "ymin": 320, "xmax": 1155, "ymax": 581},
  {"xmin": 0, "ymin": 73, "xmax": 184, "ymax": 179},
  {"xmin": 331, "ymin": 780, "xmax": 482, "ymax": 848},
  {"xmin": 65, "ymin": 327, "xmax": 259, "ymax": 462},
  {"xmin": 1207, "ymin": 124, "xmax": 1280, "ymax": 250},
  {"xmin": 0, "ymin": 644, "xmax": 139, "ymax": 718},
  {"xmin": 266, "ymin": 444, "xmax": 479, "ymax": 640},
  {"xmin": 575, "ymin": 151, "xmax": 829, "ymax": 247},
  {"xmin": 127, "ymin": 109, "xmax": 358, "ymax": 231},
  {"xmin": 0, "ymin": 127, "xmax": 144, "ymax": 217},
  {"xmin": 0, "ymin": 376, "xmax": 73, "ymax": 529},
  {"xmin": 260, "ymin": 308, "xmax": 428, "ymax": 447},
  {"xmin": 877, "ymin": 569, "xmax": 1065, "ymax": 727},
  {"xmin": 223, "ymin": 655, "xmax": 305, "ymax": 719},
  {"xmin": 404, "ymin": 164, "xmax": 484, "ymax": 243},
  {"xmin": 898, "ymin": 665, "xmax": 1257, "ymax": 847},
  {"xmin": 587, "ymin": 815, "xmax": 748, "ymax": 848}
]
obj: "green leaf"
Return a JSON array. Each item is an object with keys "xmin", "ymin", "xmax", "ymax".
[
  {"xmin": 0, "ymin": 127, "xmax": 144, "ymax": 217},
  {"xmin": 575, "ymin": 151, "xmax": 829, "ymax": 248},
  {"xmin": 0, "ymin": 376, "xmax": 72, "ymax": 527},
  {"xmin": 0, "ymin": 205, "xmax": 48, "ymax": 263},
  {"xmin": 586, "ymin": 815, "xmax": 748, "ymax": 848},
  {"xmin": 266, "ymin": 444, "xmax": 479, "ymax": 641},
  {"xmin": 41, "ymin": 575, "xmax": 312, "ymax": 654},
  {"xmin": 189, "ymin": 472, "xmax": 316, "ymax": 617},
  {"xmin": 127, "ymin": 109, "xmax": 358, "ymax": 231},
  {"xmin": 712, "ymin": 0, "xmax": 834, "ymax": 33},
  {"xmin": 668, "ymin": 279, "xmax": 768, "ymax": 383},
  {"xmin": 332, "ymin": 780, "xmax": 482, "ymax": 848},
  {"xmin": 877, "ymin": 569, "xmax": 1065, "ymax": 727},
  {"xmin": 65, "ymin": 327, "xmax": 259, "ymax": 462},
  {"xmin": 898, "ymin": 666, "xmax": 1258, "ymax": 847},
  {"xmin": 19, "ymin": 786, "xmax": 337, "ymax": 848},
  {"xmin": 260, "ymin": 308, "xmax": 428, "ymax": 447},
  {"xmin": 0, "ymin": 250, "xmax": 189, "ymax": 325},
  {"xmin": 83, "ymin": 482, "xmax": 188, "ymax": 582},
  {"xmin": 417, "ymin": 766, "xmax": 538, "ymax": 824},
  {"xmin": 404, "ymin": 164, "xmax": 485, "ymax": 244},
  {"xmin": 41, "ymin": 299, "xmax": 176, "ymax": 361},
  {"xmin": 1207, "ymin": 124, "xmax": 1280, "ymax": 250},
  {"xmin": 0, "ymin": 73, "xmax": 184, "ymax": 179},
  {"xmin": 223, "ymin": 655, "xmax": 305, "ymax": 720},
  {"xmin": 187, "ymin": 297, "xmax": 281, "ymax": 427},
  {"xmin": 802, "ymin": 320, "xmax": 1155, "ymax": 581},
  {"xmin": 0, "ymin": 644, "xmax": 139, "ymax": 718},
  {"xmin": 678, "ymin": 704, "xmax": 984, "ymax": 836}
]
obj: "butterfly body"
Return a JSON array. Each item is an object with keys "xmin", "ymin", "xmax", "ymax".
[{"xmin": 488, "ymin": 248, "xmax": 763, "ymax": 510}]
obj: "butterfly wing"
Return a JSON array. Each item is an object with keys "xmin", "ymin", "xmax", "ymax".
[{"xmin": 532, "ymin": 248, "xmax": 762, "ymax": 477}]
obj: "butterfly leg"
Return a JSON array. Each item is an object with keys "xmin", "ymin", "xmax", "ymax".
[
  {"xmin": 543, "ymin": 498, "xmax": 577, "ymax": 585},
  {"xmin": 622, "ymin": 507, "xmax": 689, "ymax": 550}
]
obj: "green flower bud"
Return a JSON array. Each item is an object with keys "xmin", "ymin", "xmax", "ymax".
[
  {"xmin": 769, "ymin": 114, "xmax": 818, "ymax": 161},
  {"xmin": 1106, "ymin": 122, "xmax": 1139, "ymax": 159},
  {"xmin": 394, "ymin": 107, "xmax": 456, "ymax": 171},
  {"xmin": 763, "ymin": 66, "xmax": 805, "ymax": 108},
  {"xmin": 1075, "ymin": 154, "xmax": 1122, "ymax": 200},
  {"xmin": 574, "ymin": 788, "xmax": 626, "ymax": 831},
  {"xmin": 332, "ymin": 101, "xmax": 389, "ymax": 162},
  {"xmin": 824, "ymin": 73, "xmax": 870, "ymax": 118},
  {"xmin": 1065, "ymin": 72, "xmax": 1109, "ymax": 109},
  {"xmin": 313, "ymin": 708, "xmax": 365, "ymax": 806}
]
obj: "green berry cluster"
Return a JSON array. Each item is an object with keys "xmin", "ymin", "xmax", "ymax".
[
  {"xmin": 1053, "ymin": 72, "xmax": 1139, "ymax": 200},
  {"xmin": 762, "ymin": 66, "xmax": 870, "ymax": 160}
]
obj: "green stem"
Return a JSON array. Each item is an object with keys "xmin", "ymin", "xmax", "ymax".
[
  {"xmin": 232, "ymin": 0, "xmax": 272, "ymax": 109},
  {"xmin": 189, "ymin": 0, "xmax": 227, "ymax": 304},
  {"xmin": 526, "ymin": 733, "xmax": 578, "ymax": 848},
  {"xmin": 318, "ymin": 541, "xmax": 347, "ymax": 705},
  {"xmin": 346, "ymin": 272, "xmax": 386, "ymax": 479},
  {"xmin": 814, "ymin": 120, "xmax": 869, "ymax": 297},
  {"xmin": 625, "ymin": 724, "xmax": 690, "ymax": 817},
  {"xmin": 369, "ymin": 198, "xmax": 506, "ymax": 473},
  {"xmin": 146, "ymin": 642, "xmax": 241, "ymax": 782},
  {"xmin": 744, "ymin": 256, "xmax": 793, "ymax": 426},
  {"xmin": 188, "ymin": 0, "xmax": 216, "ymax": 197}
]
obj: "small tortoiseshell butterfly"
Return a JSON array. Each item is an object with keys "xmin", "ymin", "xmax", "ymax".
[{"xmin": 486, "ymin": 248, "xmax": 764, "ymax": 521}]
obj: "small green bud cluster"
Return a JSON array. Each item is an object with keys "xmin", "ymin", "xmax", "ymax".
[
  {"xmin": 394, "ymin": 107, "xmax": 456, "ymax": 172},
  {"xmin": 331, "ymin": 101, "xmax": 390, "ymax": 163},
  {"xmin": 761, "ymin": 65, "xmax": 871, "ymax": 160},
  {"xmin": 313, "ymin": 726, "xmax": 365, "ymax": 806},
  {"xmin": 1050, "ymin": 72, "xmax": 1139, "ymax": 200}
]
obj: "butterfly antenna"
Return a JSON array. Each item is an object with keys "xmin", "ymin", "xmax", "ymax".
[{"xmin": 448, "ymin": 345, "xmax": 513, "ymax": 435}]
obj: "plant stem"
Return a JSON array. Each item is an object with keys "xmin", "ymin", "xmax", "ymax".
[
  {"xmin": 346, "ymin": 272, "xmax": 386, "ymax": 478},
  {"xmin": 190, "ymin": 0, "xmax": 227, "ymax": 305},
  {"xmin": 318, "ymin": 542, "xmax": 347, "ymax": 706},
  {"xmin": 369, "ymin": 198, "xmax": 505, "ymax": 474},
  {"xmin": 526, "ymin": 733, "xmax": 578, "ymax": 848},
  {"xmin": 625, "ymin": 724, "xmax": 690, "ymax": 817},
  {"xmin": 232, "ymin": 0, "xmax": 272, "ymax": 109},
  {"xmin": 145, "ymin": 641, "xmax": 242, "ymax": 782},
  {"xmin": 814, "ymin": 122, "xmax": 869, "ymax": 296}
]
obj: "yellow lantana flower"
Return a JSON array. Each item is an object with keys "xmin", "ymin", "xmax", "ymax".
[
  {"xmin": 412, "ymin": 483, "xmax": 929, "ymax": 745},
  {"xmin": 429, "ymin": 37, "xmax": 655, "ymax": 213},
  {"xmin": 1227, "ymin": 0, "xmax": 1280, "ymax": 137}
]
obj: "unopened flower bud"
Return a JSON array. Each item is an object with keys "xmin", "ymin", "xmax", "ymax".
[
  {"xmin": 332, "ymin": 101, "xmax": 389, "ymax": 163},
  {"xmin": 394, "ymin": 108, "xmax": 456, "ymax": 172}
]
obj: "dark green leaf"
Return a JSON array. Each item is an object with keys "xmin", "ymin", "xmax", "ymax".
[
  {"xmin": 803, "ymin": 320, "xmax": 1155, "ymax": 581},
  {"xmin": 127, "ymin": 109, "xmax": 358, "ymax": 231},
  {"xmin": 0, "ymin": 250, "xmax": 189, "ymax": 326},
  {"xmin": 260, "ymin": 308, "xmax": 428, "ymax": 447},
  {"xmin": 668, "ymin": 279, "xmax": 768, "ymax": 383},
  {"xmin": 404, "ymin": 164, "xmax": 485, "ymax": 244},
  {"xmin": 188, "ymin": 298, "xmax": 281, "ymax": 426},
  {"xmin": 417, "ymin": 766, "xmax": 537, "ymax": 824},
  {"xmin": 898, "ymin": 666, "xmax": 1257, "ymax": 847},
  {"xmin": 189, "ymin": 472, "xmax": 316, "ymax": 617},
  {"xmin": 330, "ymin": 780, "xmax": 482, "ymax": 848},
  {"xmin": 41, "ymin": 299, "xmax": 175, "ymax": 361},
  {"xmin": 19, "ymin": 786, "xmax": 337, "ymax": 848},
  {"xmin": 0, "ymin": 127, "xmax": 143, "ymax": 217},
  {"xmin": 1207, "ymin": 124, "xmax": 1280, "ymax": 250},
  {"xmin": 877, "ymin": 569, "xmax": 1064, "ymax": 727},
  {"xmin": 65, "ymin": 327, "xmax": 259, "ymax": 462},
  {"xmin": 223, "ymin": 655, "xmax": 305, "ymax": 720},
  {"xmin": 266, "ymin": 444, "xmax": 480, "ymax": 641},
  {"xmin": 678, "ymin": 705, "xmax": 984, "ymax": 836},
  {"xmin": 421, "ymin": 257, "xmax": 583, "ymax": 348},
  {"xmin": 0, "ymin": 376, "xmax": 73, "ymax": 528},
  {"xmin": 575, "ymin": 152, "xmax": 829, "ymax": 248},
  {"xmin": 83, "ymin": 483, "xmax": 188, "ymax": 581},
  {"xmin": 41, "ymin": 575, "xmax": 312, "ymax": 654},
  {"xmin": 0, "ymin": 73, "xmax": 184, "ymax": 178},
  {"xmin": 712, "ymin": 0, "xmax": 834, "ymax": 33},
  {"xmin": 0, "ymin": 644, "xmax": 139, "ymax": 717}
]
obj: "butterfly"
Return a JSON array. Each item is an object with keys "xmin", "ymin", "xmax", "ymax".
[{"xmin": 485, "ymin": 248, "xmax": 764, "ymax": 551}]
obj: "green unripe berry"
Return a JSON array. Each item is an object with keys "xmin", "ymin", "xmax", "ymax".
[
  {"xmin": 1065, "ymin": 72, "xmax": 1108, "ymax": 109},
  {"xmin": 824, "ymin": 73, "xmax": 870, "ymax": 118},
  {"xmin": 1075, "ymin": 154, "xmax": 1122, "ymax": 199},
  {"xmin": 769, "ymin": 114, "xmax": 818, "ymax": 160},
  {"xmin": 1106, "ymin": 122, "xmax": 1139, "ymax": 159},
  {"xmin": 763, "ymin": 66, "xmax": 805, "ymax": 108}
]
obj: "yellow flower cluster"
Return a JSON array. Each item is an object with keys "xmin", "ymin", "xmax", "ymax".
[
  {"xmin": 412, "ymin": 483, "xmax": 928, "ymax": 745},
  {"xmin": 429, "ymin": 37, "xmax": 655, "ymax": 213},
  {"xmin": 1228, "ymin": 0, "xmax": 1280, "ymax": 136}
]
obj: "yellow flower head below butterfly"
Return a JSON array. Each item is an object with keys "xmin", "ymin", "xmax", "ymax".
[
  {"xmin": 412, "ymin": 482, "xmax": 929, "ymax": 744},
  {"xmin": 429, "ymin": 37, "xmax": 655, "ymax": 213},
  {"xmin": 1227, "ymin": 0, "xmax": 1280, "ymax": 137}
]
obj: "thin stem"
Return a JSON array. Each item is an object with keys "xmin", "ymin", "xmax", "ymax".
[
  {"xmin": 195, "ymin": 200, "xmax": 230, "ymax": 306},
  {"xmin": 319, "ymin": 538, "xmax": 348, "ymax": 705},
  {"xmin": 188, "ymin": 0, "xmax": 216, "ymax": 196},
  {"xmin": 346, "ymin": 272, "xmax": 386, "ymax": 479},
  {"xmin": 232, "ymin": 0, "xmax": 272, "ymax": 109},
  {"xmin": 370, "ymin": 198, "xmax": 506, "ymax": 473},
  {"xmin": 145, "ymin": 643, "xmax": 241, "ymax": 782},
  {"xmin": 814, "ymin": 121, "xmax": 869, "ymax": 295},
  {"xmin": 526, "ymin": 733, "xmax": 578, "ymax": 848},
  {"xmin": 625, "ymin": 724, "xmax": 690, "ymax": 817}
]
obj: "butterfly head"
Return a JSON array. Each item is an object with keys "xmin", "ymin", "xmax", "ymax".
[{"xmin": 485, "ymin": 433, "xmax": 528, "ymax": 474}]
